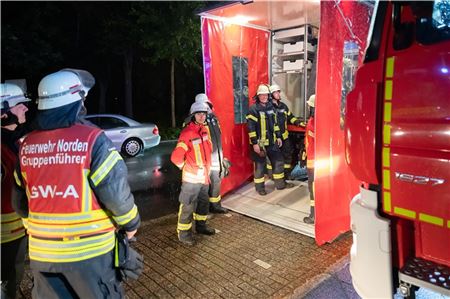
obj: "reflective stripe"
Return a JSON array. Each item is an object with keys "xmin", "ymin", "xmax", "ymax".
[
  {"xmin": 383, "ymin": 192, "xmax": 392, "ymax": 212},
  {"xmin": 193, "ymin": 213, "xmax": 207, "ymax": 221},
  {"xmin": 282, "ymin": 130, "xmax": 289, "ymax": 140},
  {"xmin": 254, "ymin": 177, "xmax": 265, "ymax": 184},
  {"xmin": 382, "ymin": 147, "xmax": 390, "ymax": 168},
  {"xmin": 246, "ymin": 114, "xmax": 258, "ymax": 122},
  {"xmin": 27, "ymin": 218, "xmax": 115, "ymax": 238},
  {"xmin": 394, "ymin": 207, "xmax": 416, "ymax": 220},
  {"xmin": 192, "ymin": 143, "xmax": 202, "ymax": 167},
  {"xmin": 310, "ymin": 199, "xmax": 315, "ymax": 207},
  {"xmin": 90, "ymin": 151, "xmax": 122, "ymax": 186},
  {"xmin": 22, "ymin": 218, "xmax": 28, "ymax": 229},
  {"xmin": 383, "ymin": 169, "xmax": 391, "ymax": 190},
  {"xmin": 284, "ymin": 164, "xmax": 291, "ymax": 169},
  {"xmin": 210, "ymin": 165, "xmax": 221, "ymax": 171},
  {"xmin": 29, "ymin": 209, "xmax": 109, "ymax": 223},
  {"xmin": 112, "ymin": 204, "xmax": 138, "ymax": 226},
  {"xmin": 383, "ymin": 125, "xmax": 391, "ymax": 145},
  {"xmin": 419, "ymin": 213, "xmax": 444, "ymax": 226},
  {"xmin": 29, "ymin": 234, "xmax": 115, "ymax": 263},
  {"xmin": 249, "ymin": 131, "xmax": 257, "ymax": 138},
  {"xmin": 1, "ymin": 218, "xmax": 25, "ymax": 231},
  {"xmin": 290, "ymin": 117, "xmax": 298, "ymax": 124},
  {"xmin": 273, "ymin": 173, "xmax": 284, "ymax": 179},
  {"xmin": 260, "ymin": 112, "xmax": 266, "ymax": 143},
  {"xmin": 385, "ymin": 80, "xmax": 393, "ymax": 101},
  {"xmin": 176, "ymin": 142, "xmax": 188, "ymax": 151},
  {"xmin": 182, "ymin": 170, "xmax": 206, "ymax": 184},
  {"xmin": 266, "ymin": 164, "xmax": 272, "ymax": 170},
  {"xmin": 209, "ymin": 195, "xmax": 221, "ymax": 203},
  {"xmin": 274, "ymin": 125, "xmax": 280, "ymax": 132},
  {"xmin": 1, "ymin": 212, "xmax": 22, "ymax": 222},
  {"xmin": 13, "ymin": 170, "xmax": 22, "ymax": 187},
  {"xmin": 82, "ymin": 169, "xmax": 91, "ymax": 212},
  {"xmin": 385, "ymin": 57, "xmax": 395, "ymax": 78},
  {"xmin": 29, "ymin": 231, "xmax": 114, "ymax": 250},
  {"xmin": 177, "ymin": 204, "xmax": 192, "ymax": 231},
  {"xmin": 1, "ymin": 228, "xmax": 26, "ymax": 244},
  {"xmin": 384, "ymin": 102, "xmax": 392, "ymax": 122}
]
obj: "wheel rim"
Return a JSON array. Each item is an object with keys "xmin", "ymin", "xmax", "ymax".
[{"xmin": 125, "ymin": 140, "xmax": 141, "ymax": 156}]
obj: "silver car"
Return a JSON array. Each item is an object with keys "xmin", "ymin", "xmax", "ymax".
[{"xmin": 83, "ymin": 114, "xmax": 161, "ymax": 157}]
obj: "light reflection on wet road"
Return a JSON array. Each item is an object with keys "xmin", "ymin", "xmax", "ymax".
[{"xmin": 124, "ymin": 141, "xmax": 180, "ymax": 221}]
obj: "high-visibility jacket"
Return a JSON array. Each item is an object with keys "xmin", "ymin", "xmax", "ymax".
[
  {"xmin": 171, "ymin": 121, "xmax": 212, "ymax": 184},
  {"xmin": 305, "ymin": 116, "xmax": 315, "ymax": 168},
  {"xmin": 16, "ymin": 124, "xmax": 138, "ymax": 263},
  {"xmin": 1, "ymin": 143, "xmax": 26, "ymax": 244},
  {"xmin": 246, "ymin": 102, "xmax": 282, "ymax": 146},
  {"xmin": 272, "ymin": 100, "xmax": 304, "ymax": 140}
]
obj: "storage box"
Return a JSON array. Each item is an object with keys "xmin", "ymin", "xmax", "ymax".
[
  {"xmin": 283, "ymin": 59, "xmax": 311, "ymax": 71},
  {"xmin": 283, "ymin": 41, "xmax": 316, "ymax": 53}
]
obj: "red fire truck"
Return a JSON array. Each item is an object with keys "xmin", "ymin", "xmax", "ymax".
[{"xmin": 198, "ymin": 1, "xmax": 449, "ymax": 297}]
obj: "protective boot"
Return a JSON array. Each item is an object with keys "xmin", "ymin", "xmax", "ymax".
[
  {"xmin": 178, "ymin": 231, "xmax": 195, "ymax": 246},
  {"xmin": 303, "ymin": 207, "xmax": 315, "ymax": 224},
  {"xmin": 196, "ymin": 221, "xmax": 216, "ymax": 235},
  {"xmin": 209, "ymin": 202, "xmax": 228, "ymax": 214}
]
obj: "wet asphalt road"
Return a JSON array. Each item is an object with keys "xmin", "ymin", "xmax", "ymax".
[{"xmin": 124, "ymin": 140, "xmax": 181, "ymax": 221}]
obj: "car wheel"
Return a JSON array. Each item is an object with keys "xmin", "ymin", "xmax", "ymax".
[{"xmin": 122, "ymin": 138, "xmax": 142, "ymax": 157}]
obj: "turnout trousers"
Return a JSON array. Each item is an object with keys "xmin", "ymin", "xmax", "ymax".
[
  {"xmin": 208, "ymin": 170, "xmax": 222, "ymax": 205},
  {"xmin": 30, "ymin": 250, "xmax": 124, "ymax": 299},
  {"xmin": 177, "ymin": 182, "xmax": 210, "ymax": 236},
  {"xmin": 251, "ymin": 145, "xmax": 285, "ymax": 192}
]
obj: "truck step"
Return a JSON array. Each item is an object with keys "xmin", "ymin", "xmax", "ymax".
[{"xmin": 399, "ymin": 257, "xmax": 450, "ymax": 297}]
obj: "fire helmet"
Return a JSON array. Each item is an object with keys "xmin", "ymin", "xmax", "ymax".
[
  {"xmin": 189, "ymin": 101, "xmax": 209, "ymax": 115},
  {"xmin": 0, "ymin": 83, "xmax": 31, "ymax": 111},
  {"xmin": 256, "ymin": 84, "xmax": 270, "ymax": 95},
  {"xmin": 269, "ymin": 84, "xmax": 281, "ymax": 94},
  {"xmin": 307, "ymin": 94, "xmax": 315, "ymax": 107}
]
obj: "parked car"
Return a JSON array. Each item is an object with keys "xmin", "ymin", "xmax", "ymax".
[{"xmin": 83, "ymin": 114, "xmax": 160, "ymax": 157}]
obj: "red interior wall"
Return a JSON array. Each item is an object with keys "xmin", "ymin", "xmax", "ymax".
[{"xmin": 201, "ymin": 18, "xmax": 269, "ymax": 195}]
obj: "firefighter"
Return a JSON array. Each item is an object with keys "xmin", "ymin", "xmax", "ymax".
[
  {"xmin": 191, "ymin": 93, "xmax": 229, "ymax": 214},
  {"xmin": 246, "ymin": 84, "xmax": 287, "ymax": 196},
  {"xmin": 12, "ymin": 69, "xmax": 142, "ymax": 298},
  {"xmin": 171, "ymin": 101, "xmax": 216, "ymax": 246},
  {"xmin": 269, "ymin": 84, "xmax": 305, "ymax": 181},
  {"xmin": 1, "ymin": 83, "xmax": 31, "ymax": 299},
  {"xmin": 303, "ymin": 94, "xmax": 316, "ymax": 224}
]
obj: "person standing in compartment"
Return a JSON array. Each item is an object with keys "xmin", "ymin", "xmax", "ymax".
[
  {"xmin": 1, "ymin": 83, "xmax": 31, "ymax": 299},
  {"xmin": 171, "ymin": 101, "xmax": 216, "ymax": 246},
  {"xmin": 303, "ymin": 94, "xmax": 316, "ymax": 224},
  {"xmin": 246, "ymin": 84, "xmax": 287, "ymax": 196},
  {"xmin": 269, "ymin": 84, "xmax": 305, "ymax": 183},
  {"xmin": 12, "ymin": 69, "xmax": 141, "ymax": 298}
]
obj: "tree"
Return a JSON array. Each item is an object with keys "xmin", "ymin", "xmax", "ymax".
[{"xmin": 132, "ymin": 2, "xmax": 205, "ymax": 127}]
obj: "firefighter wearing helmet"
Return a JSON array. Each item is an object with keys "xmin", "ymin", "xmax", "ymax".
[
  {"xmin": 183, "ymin": 93, "xmax": 229, "ymax": 214},
  {"xmin": 246, "ymin": 84, "xmax": 287, "ymax": 196},
  {"xmin": 1, "ymin": 82, "xmax": 31, "ymax": 298},
  {"xmin": 11, "ymin": 69, "xmax": 142, "ymax": 297},
  {"xmin": 171, "ymin": 101, "xmax": 216, "ymax": 245},
  {"xmin": 303, "ymin": 94, "xmax": 316, "ymax": 224},
  {"xmin": 269, "ymin": 84, "xmax": 305, "ymax": 182}
]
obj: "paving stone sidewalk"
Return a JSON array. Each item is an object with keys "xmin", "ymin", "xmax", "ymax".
[{"xmin": 19, "ymin": 212, "xmax": 351, "ymax": 298}]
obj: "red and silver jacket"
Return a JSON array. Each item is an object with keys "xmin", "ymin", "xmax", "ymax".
[
  {"xmin": 171, "ymin": 121, "xmax": 212, "ymax": 184},
  {"xmin": 305, "ymin": 116, "xmax": 315, "ymax": 168}
]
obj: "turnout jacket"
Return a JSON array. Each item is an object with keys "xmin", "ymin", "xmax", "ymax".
[
  {"xmin": 171, "ymin": 121, "xmax": 212, "ymax": 184},
  {"xmin": 272, "ymin": 100, "xmax": 304, "ymax": 140},
  {"xmin": 12, "ymin": 101, "xmax": 140, "ymax": 263},
  {"xmin": 246, "ymin": 102, "xmax": 281, "ymax": 146},
  {"xmin": 305, "ymin": 116, "xmax": 315, "ymax": 168}
]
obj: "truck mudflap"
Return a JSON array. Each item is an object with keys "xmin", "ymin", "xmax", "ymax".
[
  {"xmin": 399, "ymin": 258, "xmax": 450, "ymax": 297},
  {"xmin": 350, "ymin": 187, "xmax": 393, "ymax": 298}
]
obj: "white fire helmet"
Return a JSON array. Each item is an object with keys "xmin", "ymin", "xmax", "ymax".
[
  {"xmin": 269, "ymin": 84, "xmax": 281, "ymax": 94},
  {"xmin": 256, "ymin": 84, "xmax": 270, "ymax": 95},
  {"xmin": 37, "ymin": 68, "xmax": 95, "ymax": 110},
  {"xmin": 0, "ymin": 83, "xmax": 31, "ymax": 110},
  {"xmin": 307, "ymin": 94, "xmax": 315, "ymax": 107},
  {"xmin": 189, "ymin": 101, "xmax": 209, "ymax": 115}
]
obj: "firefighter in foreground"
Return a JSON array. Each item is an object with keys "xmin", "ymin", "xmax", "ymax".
[
  {"xmin": 192, "ymin": 93, "xmax": 229, "ymax": 214},
  {"xmin": 246, "ymin": 84, "xmax": 287, "ymax": 196},
  {"xmin": 1, "ymin": 83, "xmax": 31, "ymax": 299},
  {"xmin": 303, "ymin": 94, "xmax": 316, "ymax": 224},
  {"xmin": 12, "ymin": 69, "xmax": 142, "ymax": 298},
  {"xmin": 269, "ymin": 84, "xmax": 305, "ymax": 181},
  {"xmin": 171, "ymin": 101, "xmax": 216, "ymax": 246}
]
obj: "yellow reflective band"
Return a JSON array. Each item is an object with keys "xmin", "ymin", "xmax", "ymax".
[
  {"xmin": 1, "ymin": 218, "xmax": 25, "ymax": 231},
  {"xmin": 382, "ymin": 147, "xmax": 390, "ymax": 168},
  {"xmin": 176, "ymin": 142, "xmax": 188, "ymax": 151},
  {"xmin": 22, "ymin": 218, "xmax": 28, "ymax": 229},
  {"xmin": 113, "ymin": 204, "xmax": 138, "ymax": 226},
  {"xmin": 394, "ymin": 207, "xmax": 416, "ymax": 220},
  {"xmin": 193, "ymin": 143, "xmax": 202, "ymax": 167},
  {"xmin": 290, "ymin": 117, "xmax": 298, "ymax": 124},
  {"xmin": 385, "ymin": 57, "xmax": 395, "ymax": 78},
  {"xmin": 383, "ymin": 169, "xmax": 391, "ymax": 190},
  {"xmin": 29, "ymin": 209, "xmax": 110, "ymax": 224},
  {"xmin": 254, "ymin": 177, "xmax": 265, "ymax": 184},
  {"xmin": 193, "ymin": 213, "xmax": 207, "ymax": 221},
  {"xmin": 383, "ymin": 191, "xmax": 391, "ymax": 212},
  {"xmin": 1, "ymin": 228, "xmax": 26, "ymax": 244},
  {"xmin": 261, "ymin": 113, "xmax": 266, "ymax": 142},
  {"xmin": 29, "ymin": 231, "xmax": 115, "ymax": 251},
  {"xmin": 177, "ymin": 222, "xmax": 192, "ymax": 231},
  {"xmin": 249, "ymin": 131, "xmax": 257, "ymax": 138},
  {"xmin": 419, "ymin": 213, "xmax": 444, "ymax": 227},
  {"xmin": 13, "ymin": 170, "xmax": 22, "ymax": 187},
  {"xmin": 266, "ymin": 164, "xmax": 273, "ymax": 170},
  {"xmin": 1, "ymin": 212, "xmax": 22, "ymax": 222},
  {"xmin": 310, "ymin": 200, "xmax": 315, "ymax": 207},
  {"xmin": 27, "ymin": 218, "xmax": 114, "ymax": 238},
  {"xmin": 91, "ymin": 151, "xmax": 122, "ymax": 186},
  {"xmin": 383, "ymin": 125, "xmax": 391, "ymax": 145},
  {"xmin": 284, "ymin": 164, "xmax": 291, "ymax": 169},
  {"xmin": 385, "ymin": 80, "xmax": 393, "ymax": 101},
  {"xmin": 274, "ymin": 125, "xmax": 280, "ymax": 132},
  {"xmin": 448, "ymin": 220, "xmax": 450, "ymax": 229},
  {"xmin": 282, "ymin": 131, "xmax": 289, "ymax": 140},
  {"xmin": 384, "ymin": 102, "xmax": 392, "ymax": 122},
  {"xmin": 246, "ymin": 114, "xmax": 258, "ymax": 122},
  {"xmin": 209, "ymin": 196, "xmax": 221, "ymax": 203},
  {"xmin": 273, "ymin": 173, "xmax": 284, "ymax": 179}
]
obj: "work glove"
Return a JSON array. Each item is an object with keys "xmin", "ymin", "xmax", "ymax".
[
  {"xmin": 115, "ymin": 231, "xmax": 144, "ymax": 281},
  {"xmin": 221, "ymin": 158, "xmax": 232, "ymax": 178}
]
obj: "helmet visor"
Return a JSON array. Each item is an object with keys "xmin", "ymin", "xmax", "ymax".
[{"xmin": 61, "ymin": 68, "xmax": 95, "ymax": 90}]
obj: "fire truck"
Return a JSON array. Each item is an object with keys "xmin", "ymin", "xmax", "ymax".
[{"xmin": 198, "ymin": 1, "xmax": 449, "ymax": 298}]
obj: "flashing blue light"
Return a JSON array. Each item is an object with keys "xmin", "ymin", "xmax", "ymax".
[{"xmin": 441, "ymin": 67, "xmax": 449, "ymax": 74}]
